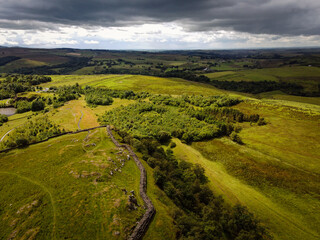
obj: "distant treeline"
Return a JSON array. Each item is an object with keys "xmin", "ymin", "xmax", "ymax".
[
  {"xmin": 0, "ymin": 56, "xmax": 20, "ymax": 66},
  {"xmin": 12, "ymin": 57, "xmax": 91, "ymax": 75},
  {"xmin": 210, "ymin": 80, "xmax": 305, "ymax": 94},
  {"xmin": 210, "ymin": 80, "xmax": 320, "ymax": 96}
]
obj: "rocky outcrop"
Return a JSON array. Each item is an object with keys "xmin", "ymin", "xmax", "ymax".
[{"xmin": 106, "ymin": 125, "xmax": 156, "ymax": 240}]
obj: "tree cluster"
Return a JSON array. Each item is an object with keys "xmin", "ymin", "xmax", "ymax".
[
  {"xmin": 0, "ymin": 113, "xmax": 8, "ymax": 126},
  {"xmin": 117, "ymin": 132, "xmax": 270, "ymax": 240},
  {"xmin": 85, "ymin": 88, "xmax": 113, "ymax": 106},
  {"xmin": 210, "ymin": 79, "xmax": 305, "ymax": 95},
  {"xmin": 0, "ymin": 56, "xmax": 20, "ymax": 66},
  {"xmin": 99, "ymin": 99, "xmax": 256, "ymax": 144},
  {"xmin": 150, "ymin": 95, "xmax": 241, "ymax": 108},
  {"xmin": 0, "ymin": 74, "xmax": 51, "ymax": 100}
]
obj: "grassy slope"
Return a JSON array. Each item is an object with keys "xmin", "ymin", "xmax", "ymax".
[
  {"xmin": 206, "ymin": 66, "xmax": 320, "ymax": 82},
  {"xmin": 206, "ymin": 66, "xmax": 320, "ymax": 93},
  {"xmin": 171, "ymin": 99, "xmax": 320, "ymax": 240},
  {"xmin": 0, "ymin": 59, "xmax": 47, "ymax": 72},
  {"xmin": 40, "ymin": 74, "xmax": 224, "ymax": 95},
  {"xmin": 257, "ymin": 91, "xmax": 320, "ymax": 106},
  {"xmin": 48, "ymin": 97, "xmax": 99, "ymax": 131},
  {"xmin": 0, "ymin": 128, "xmax": 145, "ymax": 239},
  {"xmin": 234, "ymin": 101, "xmax": 320, "ymax": 173},
  {"xmin": 0, "ymin": 96, "xmax": 136, "ymax": 142},
  {"xmin": 172, "ymin": 138, "xmax": 320, "ymax": 240},
  {"xmin": 205, "ymin": 66, "xmax": 320, "ymax": 106}
]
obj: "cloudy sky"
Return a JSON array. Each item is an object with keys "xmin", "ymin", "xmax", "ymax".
[{"xmin": 0, "ymin": 0, "xmax": 319, "ymax": 49}]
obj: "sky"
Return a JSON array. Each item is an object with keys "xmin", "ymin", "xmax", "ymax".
[{"xmin": 0, "ymin": 0, "xmax": 319, "ymax": 50}]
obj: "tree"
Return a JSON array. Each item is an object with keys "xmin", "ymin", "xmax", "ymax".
[
  {"xmin": 31, "ymin": 99, "xmax": 45, "ymax": 111},
  {"xmin": 230, "ymin": 131, "xmax": 243, "ymax": 144}
]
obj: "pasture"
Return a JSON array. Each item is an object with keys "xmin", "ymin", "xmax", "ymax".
[
  {"xmin": 41, "ymin": 74, "xmax": 224, "ymax": 95},
  {"xmin": 0, "ymin": 128, "xmax": 144, "ymax": 239}
]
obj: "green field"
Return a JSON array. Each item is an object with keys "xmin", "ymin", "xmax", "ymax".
[
  {"xmin": 206, "ymin": 66, "xmax": 320, "ymax": 93},
  {"xmin": 40, "ymin": 74, "xmax": 224, "ymax": 95},
  {"xmin": 0, "ymin": 59, "xmax": 47, "ymax": 72},
  {"xmin": 0, "ymin": 128, "xmax": 145, "ymax": 239}
]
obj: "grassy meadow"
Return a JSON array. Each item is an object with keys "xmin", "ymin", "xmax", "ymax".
[
  {"xmin": 205, "ymin": 66, "xmax": 320, "ymax": 93},
  {"xmin": 0, "ymin": 128, "xmax": 146, "ymax": 239},
  {"xmin": 40, "ymin": 74, "xmax": 224, "ymax": 95}
]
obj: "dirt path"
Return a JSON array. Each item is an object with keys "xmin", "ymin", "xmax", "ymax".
[
  {"xmin": 78, "ymin": 111, "xmax": 84, "ymax": 130},
  {"xmin": 0, "ymin": 128, "xmax": 15, "ymax": 142},
  {"xmin": 106, "ymin": 126, "xmax": 155, "ymax": 240}
]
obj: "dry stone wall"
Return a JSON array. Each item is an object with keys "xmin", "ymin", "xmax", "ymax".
[{"xmin": 106, "ymin": 126, "xmax": 156, "ymax": 240}]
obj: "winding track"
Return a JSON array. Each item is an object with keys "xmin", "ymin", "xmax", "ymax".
[
  {"xmin": 0, "ymin": 128, "xmax": 15, "ymax": 142},
  {"xmin": 78, "ymin": 111, "xmax": 84, "ymax": 130},
  {"xmin": 106, "ymin": 126, "xmax": 155, "ymax": 240},
  {"xmin": 0, "ymin": 171, "xmax": 57, "ymax": 240}
]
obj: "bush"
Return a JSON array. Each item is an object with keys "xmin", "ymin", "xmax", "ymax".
[
  {"xmin": 157, "ymin": 131, "xmax": 171, "ymax": 144},
  {"xmin": 16, "ymin": 138, "xmax": 29, "ymax": 148},
  {"xmin": 169, "ymin": 142, "xmax": 176, "ymax": 148},
  {"xmin": 0, "ymin": 113, "xmax": 8, "ymax": 125},
  {"xmin": 257, "ymin": 117, "xmax": 267, "ymax": 126},
  {"xmin": 31, "ymin": 99, "xmax": 45, "ymax": 111},
  {"xmin": 53, "ymin": 101, "xmax": 64, "ymax": 108},
  {"xmin": 16, "ymin": 100, "xmax": 31, "ymax": 113},
  {"xmin": 230, "ymin": 131, "xmax": 243, "ymax": 144}
]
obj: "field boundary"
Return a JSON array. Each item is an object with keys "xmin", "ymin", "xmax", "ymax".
[{"xmin": 106, "ymin": 125, "xmax": 156, "ymax": 240}]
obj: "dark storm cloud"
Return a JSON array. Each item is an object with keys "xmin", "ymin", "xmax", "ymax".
[{"xmin": 0, "ymin": 0, "xmax": 319, "ymax": 35}]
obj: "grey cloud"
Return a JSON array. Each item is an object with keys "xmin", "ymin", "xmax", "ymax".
[{"xmin": 0, "ymin": 0, "xmax": 319, "ymax": 35}]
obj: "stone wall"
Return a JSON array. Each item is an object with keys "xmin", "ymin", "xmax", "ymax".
[{"xmin": 106, "ymin": 126, "xmax": 156, "ymax": 240}]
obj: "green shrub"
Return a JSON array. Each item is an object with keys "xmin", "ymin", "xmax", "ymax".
[
  {"xmin": 31, "ymin": 99, "xmax": 45, "ymax": 111},
  {"xmin": 257, "ymin": 117, "xmax": 267, "ymax": 126},
  {"xmin": 230, "ymin": 131, "xmax": 243, "ymax": 144},
  {"xmin": 0, "ymin": 113, "xmax": 8, "ymax": 125},
  {"xmin": 16, "ymin": 100, "xmax": 31, "ymax": 113},
  {"xmin": 169, "ymin": 142, "xmax": 176, "ymax": 148},
  {"xmin": 16, "ymin": 138, "xmax": 29, "ymax": 148}
]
